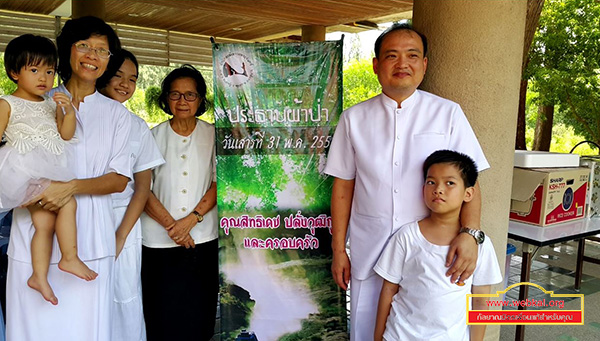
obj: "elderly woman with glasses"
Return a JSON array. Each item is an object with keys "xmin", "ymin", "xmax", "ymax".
[
  {"xmin": 6, "ymin": 16, "xmax": 132, "ymax": 340},
  {"xmin": 141, "ymin": 64, "xmax": 218, "ymax": 341}
]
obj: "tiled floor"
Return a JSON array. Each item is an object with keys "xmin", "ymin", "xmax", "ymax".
[
  {"xmin": 500, "ymin": 238, "xmax": 600, "ymax": 340},
  {"xmin": 504, "ymin": 239, "xmax": 600, "ymax": 307}
]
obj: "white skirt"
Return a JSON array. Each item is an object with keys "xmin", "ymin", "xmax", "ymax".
[
  {"xmin": 0, "ymin": 145, "xmax": 73, "ymax": 212},
  {"xmin": 111, "ymin": 206, "xmax": 146, "ymax": 341},
  {"xmin": 6, "ymin": 256, "xmax": 114, "ymax": 341}
]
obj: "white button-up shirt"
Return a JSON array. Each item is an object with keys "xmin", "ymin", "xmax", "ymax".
[
  {"xmin": 141, "ymin": 119, "xmax": 217, "ymax": 247},
  {"xmin": 324, "ymin": 90, "xmax": 489, "ymax": 279}
]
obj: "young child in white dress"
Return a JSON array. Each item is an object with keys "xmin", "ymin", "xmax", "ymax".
[
  {"xmin": 0, "ymin": 34, "xmax": 97, "ymax": 305},
  {"xmin": 374, "ymin": 150, "xmax": 502, "ymax": 341}
]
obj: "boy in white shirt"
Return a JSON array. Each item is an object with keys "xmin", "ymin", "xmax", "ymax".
[{"xmin": 374, "ymin": 150, "xmax": 502, "ymax": 341}]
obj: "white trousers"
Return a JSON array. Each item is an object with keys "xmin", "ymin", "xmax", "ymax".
[{"xmin": 350, "ymin": 274, "xmax": 383, "ymax": 341}]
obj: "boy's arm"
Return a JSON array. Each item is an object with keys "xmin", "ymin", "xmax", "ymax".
[
  {"xmin": 470, "ymin": 284, "xmax": 491, "ymax": 341},
  {"xmin": 53, "ymin": 92, "xmax": 76, "ymax": 140},
  {"xmin": 446, "ymin": 181, "xmax": 481, "ymax": 284},
  {"xmin": 374, "ymin": 279, "xmax": 399, "ymax": 341}
]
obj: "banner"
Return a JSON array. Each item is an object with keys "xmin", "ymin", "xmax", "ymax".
[{"xmin": 213, "ymin": 41, "xmax": 345, "ymax": 340}]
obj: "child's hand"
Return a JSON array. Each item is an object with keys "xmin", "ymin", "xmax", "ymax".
[
  {"xmin": 115, "ymin": 234, "xmax": 126, "ymax": 259},
  {"xmin": 53, "ymin": 92, "xmax": 74, "ymax": 116}
]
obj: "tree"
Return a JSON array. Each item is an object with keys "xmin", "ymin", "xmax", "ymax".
[
  {"xmin": 515, "ymin": 0, "xmax": 545, "ymax": 150},
  {"xmin": 342, "ymin": 58, "xmax": 380, "ymax": 110},
  {"xmin": 0, "ymin": 54, "xmax": 17, "ymax": 95},
  {"xmin": 137, "ymin": 64, "xmax": 171, "ymax": 90},
  {"xmin": 526, "ymin": 0, "xmax": 600, "ymax": 149},
  {"xmin": 343, "ymin": 34, "xmax": 363, "ymax": 64}
]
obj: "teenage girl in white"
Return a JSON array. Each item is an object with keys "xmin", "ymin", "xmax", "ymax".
[{"xmin": 0, "ymin": 34, "xmax": 97, "ymax": 305}]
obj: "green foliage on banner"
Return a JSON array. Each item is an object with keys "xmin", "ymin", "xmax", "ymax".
[
  {"xmin": 217, "ymin": 154, "xmax": 287, "ymax": 212},
  {"xmin": 219, "ymin": 273, "xmax": 255, "ymax": 340}
]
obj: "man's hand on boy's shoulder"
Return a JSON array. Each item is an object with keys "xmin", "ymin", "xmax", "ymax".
[{"xmin": 445, "ymin": 232, "xmax": 478, "ymax": 284}]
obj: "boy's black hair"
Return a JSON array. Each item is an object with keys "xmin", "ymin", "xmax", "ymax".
[
  {"xmin": 423, "ymin": 150, "xmax": 478, "ymax": 187},
  {"xmin": 4, "ymin": 34, "xmax": 58, "ymax": 83},
  {"xmin": 96, "ymin": 49, "xmax": 138, "ymax": 90},
  {"xmin": 56, "ymin": 16, "xmax": 121, "ymax": 83},
  {"xmin": 158, "ymin": 64, "xmax": 208, "ymax": 117},
  {"xmin": 374, "ymin": 22, "xmax": 428, "ymax": 59}
]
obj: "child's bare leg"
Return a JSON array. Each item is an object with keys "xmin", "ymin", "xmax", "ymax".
[
  {"xmin": 27, "ymin": 205, "xmax": 58, "ymax": 305},
  {"xmin": 55, "ymin": 198, "xmax": 97, "ymax": 281}
]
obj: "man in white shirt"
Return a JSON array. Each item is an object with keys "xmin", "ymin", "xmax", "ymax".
[{"xmin": 324, "ymin": 23, "xmax": 489, "ymax": 340}]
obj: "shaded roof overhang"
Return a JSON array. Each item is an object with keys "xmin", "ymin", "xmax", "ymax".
[{"xmin": 0, "ymin": 0, "xmax": 413, "ymax": 66}]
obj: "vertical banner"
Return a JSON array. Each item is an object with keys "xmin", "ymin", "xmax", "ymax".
[{"xmin": 213, "ymin": 41, "xmax": 345, "ymax": 340}]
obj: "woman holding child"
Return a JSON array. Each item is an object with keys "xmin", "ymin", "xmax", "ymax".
[{"xmin": 6, "ymin": 16, "xmax": 132, "ymax": 340}]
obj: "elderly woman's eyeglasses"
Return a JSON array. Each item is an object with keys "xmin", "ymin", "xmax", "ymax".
[
  {"xmin": 73, "ymin": 42, "xmax": 112, "ymax": 59},
  {"xmin": 168, "ymin": 91, "xmax": 199, "ymax": 102}
]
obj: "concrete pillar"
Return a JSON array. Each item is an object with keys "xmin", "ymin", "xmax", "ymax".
[
  {"xmin": 72, "ymin": 0, "xmax": 106, "ymax": 19},
  {"xmin": 412, "ymin": 1, "xmax": 527, "ymax": 340},
  {"xmin": 301, "ymin": 25, "xmax": 326, "ymax": 41}
]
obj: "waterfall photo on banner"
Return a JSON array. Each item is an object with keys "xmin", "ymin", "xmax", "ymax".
[{"xmin": 213, "ymin": 40, "xmax": 346, "ymax": 340}]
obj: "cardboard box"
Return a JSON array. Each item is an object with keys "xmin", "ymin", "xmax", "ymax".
[
  {"xmin": 580, "ymin": 156, "xmax": 600, "ymax": 218},
  {"xmin": 510, "ymin": 167, "xmax": 589, "ymax": 226}
]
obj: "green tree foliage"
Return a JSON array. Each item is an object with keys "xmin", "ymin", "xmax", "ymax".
[
  {"xmin": 525, "ymin": 87, "xmax": 598, "ymax": 154},
  {"xmin": 137, "ymin": 64, "xmax": 171, "ymax": 90},
  {"xmin": 0, "ymin": 54, "xmax": 18, "ymax": 95},
  {"xmin": 342, "ymin": 58, "xmax": 380, "ymax": 109},
  {"xmin": 121, "ymin": 88, "xmax": 167, "ymax": 127},
  {"xmin": 526, "ymin": 0, "xmax": 600, "ymax": 146},
  {"xmin": 0, "ymin": 76, "xmax": 16, "ymax": 95},
  {"xmin": 343, "ymin": 34, "xmax": 363, "ymax": 64}
]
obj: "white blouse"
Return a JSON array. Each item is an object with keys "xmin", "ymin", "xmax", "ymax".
[{"xmin": 141, "ymin": 119, "xmax": 217, "ymax": 248}]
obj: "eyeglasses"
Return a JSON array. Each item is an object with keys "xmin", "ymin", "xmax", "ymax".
[
  {"xmin": 73, "ymin": 42, "xmax": 112, "ymax": 59},
  {"xmin": 168, "ymin": 91, "xmax": 199, "ymax": 102}
]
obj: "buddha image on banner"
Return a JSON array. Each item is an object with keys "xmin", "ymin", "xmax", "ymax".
[{"xmin": 213, "ymin": 40, "xmax": 345, "ymax": 340}]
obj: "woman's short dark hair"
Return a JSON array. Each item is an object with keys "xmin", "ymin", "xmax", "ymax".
[
  {"xmin": 56, "ymin": 16, "xmax": 121, "ymax": 83},
  {"xmin": 158, "ymin": 64, "xmax": 208, "ymax": 117},
  {"xmin": 96, "ymin": 49, "xmax": 138, "ymax": 90},
  {"xmin": 4, "ymin": 34, "xmax": 57, "ymax": 83}
]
